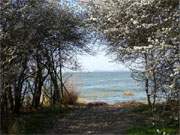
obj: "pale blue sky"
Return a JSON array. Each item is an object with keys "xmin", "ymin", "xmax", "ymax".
[
  {"xmin": 78, "ymin": 50, "xmax": 129, "ymax": 72},
  {"xmin": 63, "ymin": 0, "xmax": 129, "ymax": 72}
]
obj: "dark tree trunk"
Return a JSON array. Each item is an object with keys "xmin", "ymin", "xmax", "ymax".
[
  {"xmin": 60, "ymin": 63, "xmax": 63, "ymax": 98},
  {"xmin": 0, "ymin": 90, "xmax": 9, "ymax": 133},
  {"xmin": 145, "ymin": 78, "xmax": 152, "ymax": 107},
  {"xmin": 144, "ymin": 53, "xmax": 152, "ymax": 107},
  {"xmin": 33, "ymin": 81, "xmax": 43, "ymax": 108},
  {"xmin": 7, "ymin": 86, "xmax": 14, "ymax": 112},
  {"xmin": 32, "ymin": 59, "xmax": 43, "ymax": 108},
  {"xmin": 59, "ymin": 51, "xmax": 63, "ymax": 99},
  {"xmin": 152, "ymin": 70, "xmax": 157, "ymax": 107},
  {"xmin": 32, "ymin": 76, "xmax": 43, "ymax": 108},
  {"xmin": 46, "ymin": 51, "xmax": 60, "ymax": 104},
  {"xmin": 14, "ymin": 86, "xmax": 22, "ymax": 114},
  {"xmin": 14, "ymin": 58, "xmax": 27, "ymax": 114},
  {"xmin": 51, "ymin": 73, "xmax": 60, "ymax": 104},
  {"xmin": 0, "ymin": 52, "xmax": 10, "ymax": 133}
]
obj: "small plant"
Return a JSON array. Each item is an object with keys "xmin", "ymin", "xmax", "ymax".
[{"xmin": 61, "ymin": 81, "xmax": 79, "ymax": 105}]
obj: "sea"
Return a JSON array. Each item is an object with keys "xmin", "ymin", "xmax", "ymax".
[{"xmin": 65, "ymin": 71, "xmax": 147, "ymax": 104}]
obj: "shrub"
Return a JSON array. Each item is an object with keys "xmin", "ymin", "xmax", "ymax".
[{"xmin": 61, "ymin": 81, "xmax": 79, "ymax": 105}]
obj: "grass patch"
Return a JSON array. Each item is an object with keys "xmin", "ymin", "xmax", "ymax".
[
  {"xmin": 127, "ymin": 103, "xmax": 179, "ymax": 135},
  {"xmin": 128, "ymin": 125, "xmax": 177, "ymax": 135},
  {"xmin": 131, "ymin": 104, "xmax": 150, "ymax": 113},
  {"xmin": 8, "ymin": 106, "xmax": 71, "ymax": 134}
]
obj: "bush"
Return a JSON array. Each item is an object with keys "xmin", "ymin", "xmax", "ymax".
[{"xmin": 61, "ymin": 81, "xmax": 79, "ymax": 105}]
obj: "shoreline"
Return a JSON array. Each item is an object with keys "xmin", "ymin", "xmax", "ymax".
[
  {"xmin": 77, "ymin": 97, "xmax": 147, "ymax": 105},
  {"xmin": 77, "ymin": 97, "xmax": 147, "ymax": 109}
]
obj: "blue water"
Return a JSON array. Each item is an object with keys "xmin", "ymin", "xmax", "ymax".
[{"xmin": 66, "ymin": 72, "xmax": 146, "ymax": 104}]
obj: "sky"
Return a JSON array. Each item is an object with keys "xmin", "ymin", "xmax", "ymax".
[
  {"xmin": 63, "ymin": 0, "xmax": 129, "ymax": 72},
  {"xmin": 78, "ymin": 49, "xmax": 129, "ymax": 72}
]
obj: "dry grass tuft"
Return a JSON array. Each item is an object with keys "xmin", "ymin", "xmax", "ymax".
[{"xmin": 61, "ymin": 81, "xmax": 79, "ymax": 105}]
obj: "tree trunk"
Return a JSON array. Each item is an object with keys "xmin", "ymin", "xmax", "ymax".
[
  {"xmin": 59, "ymin": 54, "xmax": 63, "ymax": 99},
  {"xmin": 46, "ymin": 51, "xmax": 60, "ymax": 104},
  {"xmin": 14, "ymin": 86, "xmax": 22, "ymax": 114},
  {"xmin": 32, "ymin": 76, "xmax": 43, "ymax": 108},
  {"xmin": 32, "ymin": 59, "xmax": 43, "ymax": 108},
  {"xmin": 144, "ymin": 53, "xmax": 152, "ymax": 107},
  {"xmin": 7, "ymin": 86, "xmax": 14, "ymax": 112},
  {"xmin": 152, "ymin": 70, "xmax": 157, "ymax": 107},
  {"xmin": 14, "ymin": 58, "xmax": 27, "ymax": 114},
  {"xmin": 51, "ymin": 73, "xmax": 60, "ymax": 104},
  {"xmin": 0, "ymin": 90, "xmax": 9, "ymax": 133}
]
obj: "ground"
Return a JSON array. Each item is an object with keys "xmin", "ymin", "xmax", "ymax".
[
  {"xmin": 50, "ymin": 103, "xmax": 147, "ymax": 134},
  {"xmin": 8, "ymin": 102, "xmax": 178, "ymax": 134}
]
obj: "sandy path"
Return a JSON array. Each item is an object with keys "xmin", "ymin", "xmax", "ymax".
[{"xmin": 50, "ymin": 105, "xmax": 145, "ymax": 134}]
